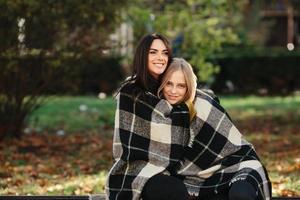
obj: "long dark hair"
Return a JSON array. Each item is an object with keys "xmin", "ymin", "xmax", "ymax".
[{"xmin": 131, "ymin": 33, "xmax": 173, "ymax": 90}]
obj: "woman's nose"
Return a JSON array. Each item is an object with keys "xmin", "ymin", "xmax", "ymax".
[
  {"xmin": 171, "ymin": 86, "xmax": 176, "ymax": 93},
  {"xmin": 157, "ymin": 53, "xmax": 164, "ymax": 60}
]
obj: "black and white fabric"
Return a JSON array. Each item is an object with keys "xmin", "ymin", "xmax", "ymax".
[
  {"xmin": 105, "ymin": 80, "xmax": 272, "ymax": 200},
  {"xmin": 105, "ymin": 80, "xmax": 190, "ymax": 200},
  {"xmin": 178, "ymin": 89, "xmax": 272, "ymax": 200}
]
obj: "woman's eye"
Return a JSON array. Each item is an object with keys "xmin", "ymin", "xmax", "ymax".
[
  {"xmin": 149, "ymin": 51, "xmax": 156, "ymax": 54},
  {"xmin": 166, "ymin": 82, "xmax": 172, "ymax": 86},
  {"xmin": 178, "ymin": 84, "xmax": 186, "ymax": 89}
]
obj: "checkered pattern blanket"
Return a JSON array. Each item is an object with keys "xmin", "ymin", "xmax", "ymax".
[
  {"xmin": 105, "ymin": 81, "xmax": 190, "ymax": 200},
  {"xmin": 106, "ymin": 81, "xmax": 271, "ymax": 200},
  {"xmin": 178, "ymin": 89, "xmax": 271, "ymax": 200}
]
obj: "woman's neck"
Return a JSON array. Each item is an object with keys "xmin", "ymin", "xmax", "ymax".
[{"xmin": 147, "ymin": 75, "xmax": 160, "ymax": 94}]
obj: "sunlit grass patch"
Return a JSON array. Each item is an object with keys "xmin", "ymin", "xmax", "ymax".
[
  {"xmin": 27, "ymin": 96, "xmax": 116, "ymax": 134},
  {"xmin": 221, "ymin": 95, "xmax": 300, "ymax": 120},
  {"xmin": 0, "ymin": 170, "xmax": 108, "ymax": 195},
  {"xmin": 271, "ymin": 171, "xmax": 300, "ymax": 197},
  {"xmin": 45, "ymin": 171, "xmax": 108, "ymax": 195}
]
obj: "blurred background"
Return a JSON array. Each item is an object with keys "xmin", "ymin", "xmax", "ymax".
[{"xmin": 1, "ymin": 0, "xmax": 300, "ymax": 197}]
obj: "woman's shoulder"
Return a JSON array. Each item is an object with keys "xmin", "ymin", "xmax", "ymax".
[
  {"xmin": 118, "ymin": 77, "xmax": 142, "ymax": 95},
  {"xmin": 196, "ymin": 88, "xmax": 220, "ymax": 104},
  {"xmin": 194, "ymin": 88, "xmax": 228, "ymax": 114},
  {"xmin": 119, "ymin": 80, "xmax": 136, "ymax": 92}
]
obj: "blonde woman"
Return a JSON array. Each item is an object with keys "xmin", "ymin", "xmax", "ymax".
[{"xmin": 155, "ymin": 58, "xmax": 271, "ymax": 200}]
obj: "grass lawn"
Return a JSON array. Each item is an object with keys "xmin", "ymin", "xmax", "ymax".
[
  {"xmin": 1, "ymin": 94, "xmax": 300, "ymax": 196},
  {"xmin": 26, "ymin": 96, "xmax": 116, "ymax": 134}
]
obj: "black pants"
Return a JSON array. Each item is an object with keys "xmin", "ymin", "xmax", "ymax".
[
  {"xmin": 208, "ymin": 181, "xmax": 258, "ymax": 200},
  {"xmin": 142, "ymin": 174, "xmax": 257, "ymax": 200},
  {"xmin": 141, "ymin": 174, "xmax": 189, "ymax": 200}
]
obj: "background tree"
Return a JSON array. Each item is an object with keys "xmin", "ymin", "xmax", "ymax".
[
  {"xmin": 0, "ymin": 0, "xmax": 128, "ymax": 139},
  {"xmin": 126, "ymin": 0, "xmax": 245, "ymax": 83}
]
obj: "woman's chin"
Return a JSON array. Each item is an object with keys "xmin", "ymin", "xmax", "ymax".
[{"xmin": 167, "ymin": 99, "xmax": 180, "ymax": 105}]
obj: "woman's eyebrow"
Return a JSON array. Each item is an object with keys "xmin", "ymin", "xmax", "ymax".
[{"xmin": 149, "ymin": 48, "xmax": 168, "ymax": 51}]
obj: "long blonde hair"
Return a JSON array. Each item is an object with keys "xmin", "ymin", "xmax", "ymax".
[{"xmin": 158, "ymin": 58, "xmax": 197, "ymax": 120}]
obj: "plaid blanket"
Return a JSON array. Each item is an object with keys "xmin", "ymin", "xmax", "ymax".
[
  {"xmin": 178, "ymin": 89, "xmax": 272, "ymax": 200},
  {"xmin": 105, "ymin": 81, "xmax": 190, "ymax": 200},
  {"xmin": 106, "ymin": 81, "xmax": 271, "ymax": 200}
]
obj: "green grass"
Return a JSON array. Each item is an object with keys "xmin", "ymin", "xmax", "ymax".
[
  {"xmin": 27, "ymin": 96, "xmax": 116, "ymax": 133},
  {"xmin": 220, "ymin": 95, "xmax": 300, "ymax": 118},
  {"xmin": 221, "ymin": 95, "xmax": 300, "ymax": 110}
]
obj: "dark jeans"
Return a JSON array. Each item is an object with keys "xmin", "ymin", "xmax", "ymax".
[
  {"xmin": 208, "ymin": 181, "xmax": 257, "ymax": 200},
  {"xmin": 228, "ymin": 180, "xmax": 257, "ymax": 200},
  {"xmin": 141, "ymin": 174, "xmax": 189, "ymax": 200},
  {"xmin": 142, "ymin": 174, "xmax": 257, "ymax": 200}
]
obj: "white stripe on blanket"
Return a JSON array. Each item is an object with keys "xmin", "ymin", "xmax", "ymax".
[
  {"xmin": 237, "ymin": 160, "xmax": 263, "ymax": 170},
  {"xmin": 228, "ymin": 125, "xmax": 242, "ymax": 145},
  {"xmin": 137, "ymin": 163, "xmax": 165, "ymax": 178},
  {"xmin": 195, "ymin": 98, "xmax": 212, "ymax": 122},
  {"xmin": 150, "ymin": 122, "xmax": 171, "ymax": 144},
  {"xmin": 197, "ymin": 164, "xmax": 222, "ymax": 178}
]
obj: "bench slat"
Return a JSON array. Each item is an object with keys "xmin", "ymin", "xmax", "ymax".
[
  {"xmin": 0, "ymin": 195, "xmax": 299, "ymax": 200},
  {"xmin": 0, "ymin": 195, "xmax": 105, "ymax": 200}
]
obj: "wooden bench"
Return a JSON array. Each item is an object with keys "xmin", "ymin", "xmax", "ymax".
[
  {"xmin": 0, "ymin": 196, "xmax": 104, "ymax": 200},
  {"xmin": 0, "ymin": 195, "xmax": 299, "ymax": 200}
]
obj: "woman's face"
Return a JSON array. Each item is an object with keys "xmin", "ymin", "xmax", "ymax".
[
  {"xmin": 148, "ymin": 39, "xmax": 169, "ymax": 79},
  {"xmin": 162, "ymin": 70, "xmax": 187, "ymax": 105}
]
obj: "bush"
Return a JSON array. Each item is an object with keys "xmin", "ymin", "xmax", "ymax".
[
  {"xmin": 74, "ymin": 56, "xmax": 124, "ymax": 95},
  {"xmin": 34, "ymin": 56, "xmax": 125, "ymax": 95},
  {"xmin": 0, "ymin": 54, "xmax": 64, "ymax": 138},
  {"xmin": 212, "ymin": 47, "xmax": 300, "ymax": 95}
]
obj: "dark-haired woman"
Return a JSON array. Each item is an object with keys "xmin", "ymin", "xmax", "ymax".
[{"xmin": 105, "ymin": 33, "xmax": 190, "ymax": 200}]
